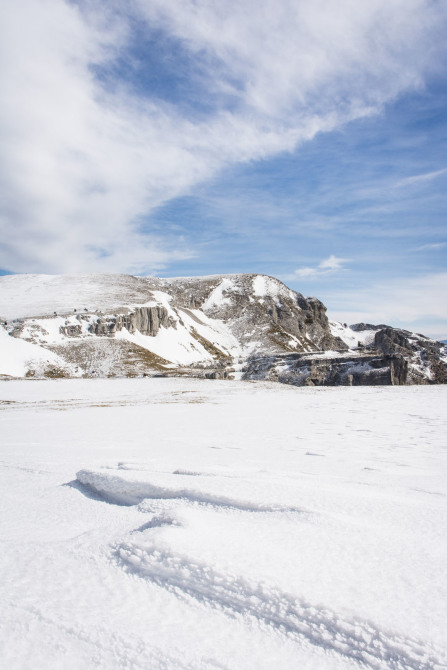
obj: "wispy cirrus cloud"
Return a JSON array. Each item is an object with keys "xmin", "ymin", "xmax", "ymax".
[
  {"xmin": 1, "ymin": 1, "xmax": 446, "ymax": 273},
  {"xmin": 394, "ymin": 168, "xmax": 447, "ymax": 188},
  {"xmin": 413, "ymin": 242, "xmax": 446, "ymax": 252}
]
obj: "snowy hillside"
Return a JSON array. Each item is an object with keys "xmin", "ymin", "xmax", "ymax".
[
  {"xmin": 0, "ymin": 273, "xmax": 164, "ymax": 320},
  {"xmin": 1, "ymin": 273, "xmax": 445, "ymax": 385},
  {"xmin": 1, "ymin": 378, "xmax": 446, "ymax": 669}
]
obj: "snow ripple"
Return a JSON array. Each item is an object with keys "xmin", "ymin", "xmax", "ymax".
[{"xmin": 117, "ymin": 542, "xmax": 445, "ymax": 670}]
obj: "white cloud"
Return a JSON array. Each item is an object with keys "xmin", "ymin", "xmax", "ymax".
[
  {"xmin": 319, "ymin": 256, "xmax": 347, "ymax": 271},
  {"xmin": 1, "ymin": 1, "xmax": 446, "ymax": 272},
  {"xmin": 135, "ymin": 0, "xmax": 446, "ymax": 118},
  {"xmin": 284, "ymin": 255, "xmax": 349, "ymax": 279}
]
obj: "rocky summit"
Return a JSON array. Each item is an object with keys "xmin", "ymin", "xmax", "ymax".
[{"xmin": 0, "ymin": 273, "xmax": 445, "ymax": 385}]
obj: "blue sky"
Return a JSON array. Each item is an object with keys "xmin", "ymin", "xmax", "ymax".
[{"xmin": 1, "ymin": 0, "xmax": 446, "ymax": 337}]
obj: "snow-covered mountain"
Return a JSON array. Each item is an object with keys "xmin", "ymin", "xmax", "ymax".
[{"xmin": 1, "ymin": 272, "xmax": 445, "ymax": 385}]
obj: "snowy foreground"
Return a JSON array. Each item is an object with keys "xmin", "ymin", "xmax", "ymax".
[{"xmin": 1, "ymin": 379, "xmax": 446, "ymax": 670}]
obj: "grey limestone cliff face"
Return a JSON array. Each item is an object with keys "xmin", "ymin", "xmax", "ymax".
[
  {"xmin": 295, "ymin": 294, "xmax": 348, "ymax": 351},
  {"xmin": 373, "ymin": 327, "xmax": 446, "ymax": 384},
  {"xmin": 88, "ymin": 306, "xmax": 171, "ymax": 337},
  {"xmin": 242, "ymin": 352, "xmax": 409, "ymax": 387},
  {"xmin": 374, "ymin": 328, "xmax": 414, "ymax": 354}
]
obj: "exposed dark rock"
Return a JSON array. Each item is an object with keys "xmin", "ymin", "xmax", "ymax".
[
  {"xmin": 350, "ymin": 323, "xmax": 389, "ymax": 332},
  {"xmin": 243, "ymin": 352, "xmax": 409, "ymax": 387},
  {"xmin": 204, "ymin": 370, "xmax": 231, "ymax": 380},
  {"xmin": 374, "ymin": 328, "xmax": 413, "ymax": 354},
  {"xmin": 59, "ymin": 324, "xmax": 82, "ymax": 337}
]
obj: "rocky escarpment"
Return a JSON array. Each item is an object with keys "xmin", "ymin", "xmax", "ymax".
[
  {"xmin": 373, "ymin": 327, "xmax": 446, "ymax": 384},
  {"xmin": 0, "ymin": 272, "xmax": 445, "ymax": 385},
  {"xmin": 87, "ymin": 306, "xmax": 173, "ymax": 337},
  {"xmin": 243, "ymin": 352, "xmax": 409, "ymax": 386}
]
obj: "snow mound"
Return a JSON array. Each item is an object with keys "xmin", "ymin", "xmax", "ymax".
[
  {"xmin": 76, "ymin": 468, "xmax": 300, "ymax": 512},
  {"xmin": 115, "ymin": 325, "xmax": 214, "ymax": 366}
]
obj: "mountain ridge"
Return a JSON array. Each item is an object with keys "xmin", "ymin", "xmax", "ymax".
[{"xmin": 1, "ymin": 272, "xmax": 445, "ymax": 385}]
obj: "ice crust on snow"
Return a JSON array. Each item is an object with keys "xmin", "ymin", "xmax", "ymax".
[{"xmin": 117, "ymin": 539, "xmax": 442, "ymax": 670}]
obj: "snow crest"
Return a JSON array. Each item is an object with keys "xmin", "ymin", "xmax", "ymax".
[{"xmin": 76, "ymin": 468, "xmax": 301, "ymax": 513}]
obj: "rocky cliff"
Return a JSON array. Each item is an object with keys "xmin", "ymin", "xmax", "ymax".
[{"xmin": 0, "ymin": 272, "xmax": 445, "ymax": 385}]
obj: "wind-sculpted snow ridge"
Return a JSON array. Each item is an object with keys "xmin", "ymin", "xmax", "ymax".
[
  {"xmin": 117, "ymin": 541, "xmax": 444, "ymax": 670},
  {"xmin": 76, "ymin": 468, "xmax": 303, "ymax": 513}
]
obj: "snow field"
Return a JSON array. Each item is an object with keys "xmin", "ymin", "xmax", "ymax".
[
  {"xmin": 0, "ymin": 379, "xmax": 446, "ymax": 670},
  {"xmin": 0, "ymin": 273, "xmax": 159, "ymax": 320}
]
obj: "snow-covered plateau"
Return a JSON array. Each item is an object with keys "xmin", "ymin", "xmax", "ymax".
[{"xmin": 1, "ymin": 378, "xmax": 446, "ymax": 670}]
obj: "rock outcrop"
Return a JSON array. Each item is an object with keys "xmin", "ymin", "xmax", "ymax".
[
  {"xmin": 243, "ymin": 352, "xmax": 409, "ymax": 386},
  {"xmin": 88, "ymin": 306, "xmax": 171, "ymax": 337},
  {"xmin": 166, "ymin": 274, "xmax": 345, "ymax": 354}
]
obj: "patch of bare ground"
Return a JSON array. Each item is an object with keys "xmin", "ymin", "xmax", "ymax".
[{"xmin": 48, "ymin": 339, "xmax": 171, "ymax": 377}]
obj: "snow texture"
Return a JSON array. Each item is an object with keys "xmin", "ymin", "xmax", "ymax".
[{"xmin": 1, "ymin": 378, "xmax": 446, "ymax": 670}]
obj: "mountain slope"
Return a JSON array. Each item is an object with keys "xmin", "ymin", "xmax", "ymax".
[{"xmin": 1, "ymin": 273, "xmax": 445, "ymax": 385}]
